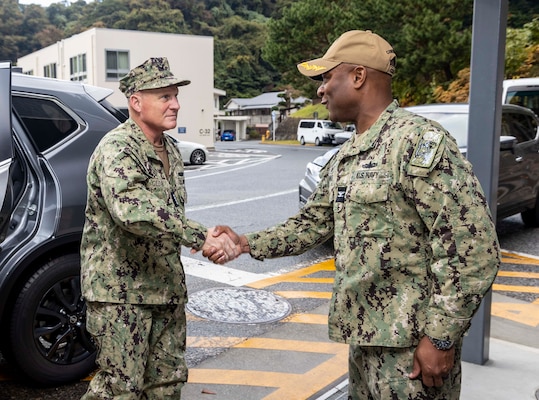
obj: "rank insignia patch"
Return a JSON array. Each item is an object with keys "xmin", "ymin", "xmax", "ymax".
[{"xmin": 410, "ymin": 131, "xmax": 443, "ymax": 168}]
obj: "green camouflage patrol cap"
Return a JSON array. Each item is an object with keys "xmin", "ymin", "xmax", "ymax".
[
  {"xmin": 119, "ymin": 57, "xmax": 190, "ymax": 97},
  {"xmin": 297, "ymin": 30, "xmax": 396, "ymax": 80}
]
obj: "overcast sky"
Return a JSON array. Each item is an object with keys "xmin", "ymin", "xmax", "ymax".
[
  {"xmin": 19, "ymin": 0, "xmax": 96, "ymax": 7},
  {"xmin": 19, "ymin": 0, "xmax": 66, "ymax": 6}
]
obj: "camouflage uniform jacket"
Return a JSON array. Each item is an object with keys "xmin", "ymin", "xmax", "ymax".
[
  {"xmin": 246, "ymin": 100, "xmax": 500, "ymax": 347},
  {"xmin": 81, "ymin": 119, "xmax": 207, "ymax": 305}
]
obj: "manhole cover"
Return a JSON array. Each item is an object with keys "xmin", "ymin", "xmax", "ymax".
[{"xmin": 187, "ymin": 287, "xmax": 291, "ymax": 324}]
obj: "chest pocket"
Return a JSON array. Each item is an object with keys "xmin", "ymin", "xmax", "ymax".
[{"xmin": 346, "ymin": 181, "xmax": 394, "ymax": 238}]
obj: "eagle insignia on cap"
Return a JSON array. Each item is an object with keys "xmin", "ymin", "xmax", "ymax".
[{"xmin": 410, "ymin": 130, "xmax": 443, "ymax": 168}]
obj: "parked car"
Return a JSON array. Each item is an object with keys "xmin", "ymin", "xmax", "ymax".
[
  {"xmin": 297, "ymin": 119, "xmax": 344, "ymax": 146},
  {"xmin": 167, "ymin": 135, "xmax": 208, "ymax": 165},
  {"xmin": 503, "ymin": 77, "xmax": 539, "ymax": 116},
  {"xmin": 220, "ymin": 129, "xmax": 236, "ymax": 141},
  {"xmin": 0, "ymin": 62, "xmax": 126, "ymax": 385},
  {"xmin": 299, "ymin": 103, "xmax": 539, "ymax": 227},
  {"xmin": 333, "ymin": 124, "xmax": 355, "ymax": 145}
]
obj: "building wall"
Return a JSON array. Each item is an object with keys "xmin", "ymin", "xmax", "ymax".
[{"xmin": 17, "ymin": 28, "xmax": 215, "ymax": 148}]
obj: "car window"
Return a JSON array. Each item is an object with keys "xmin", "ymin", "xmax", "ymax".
[
  {"xmin": 12, "ymin": 94, "xmax": 81, "ymax": 152},
  {"xmin": 504, "ymin": 112, "xmax": 538, "ymax": 143},
  {"xmin": 506, "ymin": 90, "xmax": 539, "ymax": 116},
  {"xmin": 300, "ymin": 121, "xmax": 315, "ymax": 129},
  {"xmin": 322, "ymin": 121, "xmax": 342, "ymax": 129}
]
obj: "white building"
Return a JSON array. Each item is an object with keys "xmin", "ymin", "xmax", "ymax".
[
  {"xmin": 17, "ymin": 28, "xmax": 221, "ymax": 148},
  {"xmin": 222, "ymin": 91, "xmax": 309, "ymax": 139}
]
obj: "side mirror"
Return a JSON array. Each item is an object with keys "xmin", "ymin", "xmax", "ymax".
[{"xmin": 500, "ymin": 135, "xmax": 517, "ymax": 151}]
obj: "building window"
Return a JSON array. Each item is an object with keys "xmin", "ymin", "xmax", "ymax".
[
  {"xmin": 43, "ymin": 63, "xmax": 57, "ymax": 78},
  {"xmin": 106, "ymin": 50, "xmax": 129, "ymax": 80},
  {"xmin": 70, "ymin": 54, "xmax": 87, "ymax": 81}
]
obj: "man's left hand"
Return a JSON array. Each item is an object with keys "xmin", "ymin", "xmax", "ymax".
[{"xmin": 409, "ymin": 336, "xmax": 455, "ymax": 387}]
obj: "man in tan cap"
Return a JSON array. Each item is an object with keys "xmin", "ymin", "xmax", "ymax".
[
  {"xmin": 205, "ymin": 31, "xmax": 500, "ymax": 399},
  {"xmin": 80, "ymin": 57, "xmax": 237, "ymax": 399}
]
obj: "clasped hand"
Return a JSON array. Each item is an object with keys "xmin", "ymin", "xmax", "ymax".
[{"xmin": 194, "ymin": 226, "xmax": 246, "ymax": 264}]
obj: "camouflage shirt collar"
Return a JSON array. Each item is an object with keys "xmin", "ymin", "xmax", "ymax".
[
  {"xmin": 346, "ymin": 99, "xmax": 400, "ymax": 153},
  {"xmin": 126, "ymin": 118, "xmax": 164, "ymax": 161}
]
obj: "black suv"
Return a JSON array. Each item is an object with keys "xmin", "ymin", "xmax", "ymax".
[
  {"xmin": 0, "ymin": 62, "xmax": 126, "ymax": 384},
  {"xmin": 299, "ymin": 103, "xmax": 539, "ymax": 227}
]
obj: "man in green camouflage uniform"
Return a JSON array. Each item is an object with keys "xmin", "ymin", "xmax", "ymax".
[
  {"xmin": 80, "ymin": 57, "xmax": 235, "ymax": 399},
  {"xmin": 207, "ymin": 31, "xmax": 500, "ymax": 399}
]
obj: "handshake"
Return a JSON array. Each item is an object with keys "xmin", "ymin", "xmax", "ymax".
[{"xmin": 193, "ymin": 226, "xmax": 249, "ymax": 264}]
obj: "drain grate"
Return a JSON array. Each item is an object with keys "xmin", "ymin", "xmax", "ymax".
[{"xmin": 187, "ymin": 287, "xmax": 291, "ymax": 324}]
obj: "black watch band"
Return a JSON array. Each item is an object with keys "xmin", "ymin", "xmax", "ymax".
[{"xmin": 427, "ymin": 336, "xmax": 454, "ymax": 351}]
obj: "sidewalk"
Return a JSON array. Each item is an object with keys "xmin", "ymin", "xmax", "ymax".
[
  {"xmin": 314, "ymin": 338, "xmax": 539, "ymax": 400},
  {"xmin": 182, "ymin": 292, "xmax": 539, "ymax": 400}
]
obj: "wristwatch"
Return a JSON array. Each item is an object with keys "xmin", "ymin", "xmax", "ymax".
[{"xmin": 427, "ymin": 336, "xmax": 454, "ymax": 351}]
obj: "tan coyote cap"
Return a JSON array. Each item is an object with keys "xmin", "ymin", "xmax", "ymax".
[
  {"xmin": 297, "ymin": 30, "xmax": 396, "ymax": 80},
  {"xmin": 119, "ymin": 57, "xmax": 190, "ymax": 97}
]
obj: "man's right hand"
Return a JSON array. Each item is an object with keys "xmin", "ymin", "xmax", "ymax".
[{"xmin": 200, "ymin": 225, "xmax": 249, "ymax": 264}]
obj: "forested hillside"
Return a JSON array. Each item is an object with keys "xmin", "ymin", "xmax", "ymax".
[{"xmin": 1, "ymin": 0, "xmax": 538, "ymax": 104}]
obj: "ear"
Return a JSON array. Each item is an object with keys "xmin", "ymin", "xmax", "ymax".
[
  {"xmin": 129, "ymin": 94, "xmax": 142, "ymax": 113},
  {"xmin": 352, "ymin": 65, "xmax": 367, "ymax": 88}
]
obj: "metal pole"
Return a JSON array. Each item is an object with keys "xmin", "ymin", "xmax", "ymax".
[{"xmin": 463, "ymin": 0, "xmax": 508, "ymax": 365}]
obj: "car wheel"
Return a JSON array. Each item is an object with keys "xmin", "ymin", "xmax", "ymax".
[
  {"xmin": 9, "ymin": 254, "xmax": 96, "ymax": 385},
  {"xmin": 190, "ymin": 149, "xmax": 206, "ymax": 165},
  {"xmin": 521, "ymin": 195, "xmax": 539, "ymax": 227},
  {"xmin": 300, "ymin": 136, "xmax": 305, "ymax": 145},
  {"xmin": 315, "ymin": 137, "xmax": 321, "ymax": 146}
]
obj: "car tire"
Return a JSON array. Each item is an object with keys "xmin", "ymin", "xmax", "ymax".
[
  {"xmin": 315, "ymin": 137, "xmax": 321, "ymax": 146},
  {"xmin": 521, "ymin": 195, "xmax": 539, "ymax": 227},
  {"xmin": 190, "ymin": 149, "xmax": 206, "ymax": 165},
  {"xmin": 9, "ymin": 254, "xmax": 96, "ymax": 385}
]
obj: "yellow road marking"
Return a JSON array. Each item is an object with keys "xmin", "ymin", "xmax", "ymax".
[
  {"xmin": 493, "ymin": 284, "xmax": 539, "ymax": 294},
  {"xmin": 501, "ymin": 250, "xmax": 539, "ymax": 265},
  {"xmin": 188, "ymin": 341, "xmax": 348, "ymax": 400},
  {"xmin": 276, "ymin": 290, "xmax": 332, "ymax": 299},
  {"xmin": 497, "ymin": 271, "xmax": 539, "ymax": 279},
  {"xmin": 285, "ymin": 313, "xmax": 328, "ymax": 324},
  {"xmin": 492, "ymin": 299, "xmax": 539, "ymax": 327},
  {"xmin": 247, "ymin": 259, "xmax": 335, "ymax": 289},
  {"xmin": 234, "ymin": 338, "xmax": 345, "ymax": 353}
]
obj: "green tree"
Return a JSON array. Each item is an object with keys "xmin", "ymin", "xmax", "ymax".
[
  {"xmin": 263, "ymin": 0, "xmax": 474, "ymax": 105},
  {"xmin": 263, "ymin": 0, "xmax": 362, "ymax": 97},
  {"xmin": 506, "ymin": 18, "xmax": 539, "ymax": 78},
  {"xmin": 110, "ymin": 0, "xmax": 188, "ymax": 33},
  {"xmin": 214, "ymin": 15, "xmax": 279, "ymax": 99},
  {"xmin": 0, "ymin": 0, "xmax": 25, "ymax": 61},
  {"xmin": 19, "ymin": 4, "xmax": 59, "ymax": 55}
]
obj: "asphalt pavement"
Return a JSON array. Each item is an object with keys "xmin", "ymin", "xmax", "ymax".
[{"xmin": 181, "ymin": 291, "xmax": 539, "ymax": 400}]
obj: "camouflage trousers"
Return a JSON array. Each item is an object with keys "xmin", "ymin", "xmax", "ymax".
[
  {"xmin": 348, "ymin": 340, "xmax": 462, "ymax": 400},
  {"xmin": 81, "ymin": 302, "xmax": 188, "ymax": 400}
]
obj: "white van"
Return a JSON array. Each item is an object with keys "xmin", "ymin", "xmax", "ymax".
[
  {"xmin": 503, "ymin": 77, "xmax": 539, "ymax": 116},
  {"xmin": 297, "ymin": 119, "xmax": 343, "ymax": 146}
]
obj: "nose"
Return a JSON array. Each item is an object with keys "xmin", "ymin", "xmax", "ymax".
[
  {"xmin": 317, "ymin": 82, "xmax": 325, "ymax": 98},
  {"xmin": 171, "ymin": 96, "xmax": 180, "ymax": 110}
]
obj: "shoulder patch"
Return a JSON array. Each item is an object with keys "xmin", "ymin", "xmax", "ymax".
[{"xmin": 410, "ymin": 130, "xmax": 444, "ymax": 168}]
